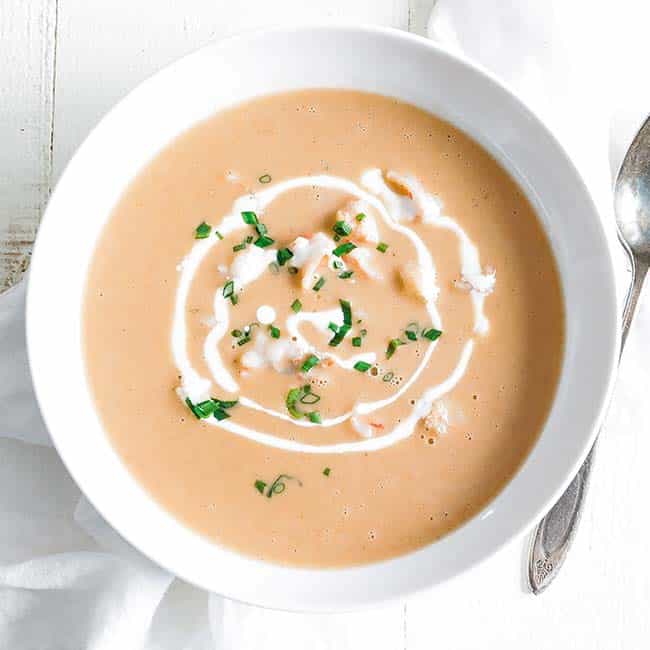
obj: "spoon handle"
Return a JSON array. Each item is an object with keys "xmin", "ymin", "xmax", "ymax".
[{"xmin": 527, "ymin": 256, "xmax": 648, "ymax": 594}]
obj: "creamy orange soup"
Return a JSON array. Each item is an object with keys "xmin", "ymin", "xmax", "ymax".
[{"xmin": 84, "ymin": 90, "xmax": 564, "ymax": 567}]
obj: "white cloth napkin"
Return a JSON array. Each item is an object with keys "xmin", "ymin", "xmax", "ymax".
[{"xmin": 2, "ymin": 2, "xmax": 650, "ymax": 648}]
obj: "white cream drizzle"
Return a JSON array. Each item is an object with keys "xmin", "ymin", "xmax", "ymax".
[{"xmin": 172, "ymin": 171, "xmax": 494, "ymax": 453}]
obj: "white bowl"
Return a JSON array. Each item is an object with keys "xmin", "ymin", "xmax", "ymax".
[{"xmin": 26, "ymin": 25, "xmax": 619, "ymax": 611}]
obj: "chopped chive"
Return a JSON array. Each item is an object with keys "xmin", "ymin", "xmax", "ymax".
[
  {"xmin": 288, "ymin": 266, "xmax": 298, "ymax": 275},
  {"xmin": 230, "ymin": 293, "xmax": 239, "ymax": 305},
  {"xmin": 269, "ymin": 325, "xmax": 280, "ymax": 339},
  {"xmin": 255, "ymin": 480, "xmax": 267, "ymax": 494},
  {"xmin": 258, "ymin": 174, "xmax": 272, "ymax": 184},
  {"xmin": 268, "ymin": 261, "xmax": 280, "ymax": 274},
  {"xmin": 195, "ymin": 221, "xmax": 211, "ymax": 239},
  {"xmin": 333, "ymin": 220, "xmax": 352, "ymax": 237},
  {"xmin": 213, "ymin": 408, "xmax": 230, "ymax": 420},
  {"xmin": 355, "ymin": 213, "xmax": 366, "ymax": 222},
  {"xmin": 255, "ymin": 222, "xmax": 268, "ymax": 236},
  {"xmin": 332, "ymin": 259, "xmax": 343, "ymax": 270},
  {"xmin": 382, "ymin": 371, "xmax": 395, "ymax": 382},
  {"xmin": 353, "ymin": 361, "xmax": 372, "ymax": 372},
  {"xmin": 214, "ymin": 398, "xmax": 238, "ymax": 409},
  {"xmin": 312, "ymin": 276, "xmax": 326, "ymax": 292},
  {"xmin": 323, "ymin": 467, "xmax": 331, "ymax": 476},
  {"xmin": 386, "ymin": 338, "xmax": 405, "ymax": 359},
  {"xmin": 291, "ymin": 299, "xmax": 302, "ymax": 313},
  {"xmin": 237, "ymin": 336, "xmax": 251, "ymax": 346},
  {"xmin": 223, "ymin": 280, "xmax": 235, "ymax": 300},
  {"xmin": 308, "ymin": 411, "xmax": 322, "ymax": 424},
  {"xmin": 301, "ymin": 354, "xmax": 320, "ymax": 373},
  {"xmin": 338, "ymin": 270, "xmax": 354, "ymax": 279},
  {"xmin": 241, "ymin": 211, "xmax": 258, "ymax": 225},
  {"xmin": 376, "ymin": 242, "xmax": 389, "ymax": 253},
  {"xmin": 215, "ymin": 230, "xmax": 224, "ymax": 240},
  {"xmin": 299, "ymin": 388, "xmax": 321, "ymax": 405},
  {"xmin": 245, "ymin": 235, "xmax": 254, "ymax": 244},
  {"xmin": 185, "ymin": 398, "xmax": 214, "ymax": 419},
  {"xmin": 327, "ymin": 322, "xmax": 339, "ymax": 333},
  {"xmin": 332, "ymin": 242, "xmax": 357, "ymax": 257},
  {"xmin": 422, "ymin": 328, "xmax": 443, "ymax": 342},
  {"xmin": 286, "ymin": 387, "xmax": 303, "ymax": 419},
  {"xmin": 233, "ymin": 242, "xmax": 247, "ymax": 252},
  {"xmin": 405, "ymin": 322, "xmax": 419, "ymax": 341},
  {"xmin": 254, "ymin": 235, "xmax": 275, "ymax": 248},
  {"xmin": 340, "ymin": 299, "xmax": 352, "ymax": 326},
  {"xmin": 405, "ymin": 330, "xmax": 417, "ymax": 341},
  {"xmin": 277, "ymin": 247, "xmax": 294, "ymax": 266},
  {"xmin": 231, "ymin": 329, "xmax": 243, "ymax": 338},
  {"xmin": 352, "ymin": 336, "xmax": 362, "ymax": 347},
  {"xmin": 264, "ymin": 474, "xmax": 302, "ymax": 498},
  {"xmin": 328, "ymin": 324, "xmax": 350, "ymax": 346}
]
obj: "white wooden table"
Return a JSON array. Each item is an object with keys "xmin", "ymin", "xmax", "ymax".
[{"xmin": 2, "ymin": 1, "xmax": 650, "ymax": 647}]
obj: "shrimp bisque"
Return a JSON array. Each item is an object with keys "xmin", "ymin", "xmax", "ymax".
[{"xmin": 83, "ymin": 90, "xmax": 564, "ymax": 566}]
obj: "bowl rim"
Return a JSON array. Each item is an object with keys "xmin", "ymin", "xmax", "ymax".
[{"xmin": 26, "ymin": 23, "xmax": 620, "ymax": 612}]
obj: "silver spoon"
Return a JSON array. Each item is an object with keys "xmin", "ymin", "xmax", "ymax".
[{"xmin": 528, "ymin": 114, "xmax": 650, "ymax": 594}]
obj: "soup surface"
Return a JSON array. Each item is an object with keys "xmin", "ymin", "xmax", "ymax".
[{"xmin": 84, "ymin": 90, "xmax": 564, "ymax": 566}]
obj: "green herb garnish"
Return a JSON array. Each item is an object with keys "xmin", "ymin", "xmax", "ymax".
[
  {"xmin": 195, "ymin": 221, "xmax": 211, "ymax": 239},
  {"xmin": 254, "ymin": 474, "xmax": 303, "ymax": 498},
  {"xmin": 332, "ymin": 259, "xmax": 343, "ymax": 270},
  {"xmin": 185, "ymin": 396, "xmax": 238, "ymax": 420},
  {"xmin": 422, "ymin": 328, "xmax": 443, "ymax": 342},
  {"xmin": 277, "ymin": 247, "xmax": 294, "ymax": 266},
  {"xmin": 286, "ymin": 385, "xmax": 320, "ymax": 419},
  {"xmin": 223, "ymin": 280, "xmax": 236, "ymax": 304},
  {"xmin": 215, "ymin": 230, "xmax": 224, "ymax": 240},
  {"xmin": 255, "ymin": 222, "xmax": 268, "ymax": 236},
  {"xmin": 291, "ymin": 299, "xmax": 302, "ymax": 313},
  {"xmin": 327, "ymin": 321, "xmax": 339, "ymax": 333},
  {"xmin": 254, "ymin": 235, "xmax": 274, "ymax": 248},
  {"xmin": 332, "ymin": 242, "xmax": 357, "ymax": 257},
  {"xmin": 376, "ymin": 242, "xmax": 389, "ymax": 253},
  {"xmin": 241, "ymin": 211, "xmax": 258, "ymax": 225},
  {"xmin": 269, "ymin": 325, "xmax": 280, "ymax": 339},
  {"xmin": 352, "ymin": 336, "xmax": 362, "ymax": 347},
  {"xmin": 312, "ymin": 276, "xmax": 326, "ymax": 292},
  {"xmin": 255, "ymin": 480, "xmax": 267, "ymax": 494},
  {"xmin": 233, "ymin": 241, "xmax": 247, "ymax": 252},
  {"xmin": 338, "ymin": 270, "xmax": 354, "ymax": 279},
  {"xmin": 308, "ymin": 411, "xmax": 322, "ymax": 424},
  {"xmin": 382, "ymin": 371, "xmax": 394, "ymax": 382},
  {"xmin": 340, "ymin": 299, "xmax": 352, "ymax": 326},
  {"xmin": 328, "ymin": 324, "xmax": 350, "ymax": 346},
  {"xmin": 386, "ymin": 338, "xmax": 405, "ymax": 359},
  {"xmin": 258, "ymin": 174, "xmax": 272, "ymax": 184},
  {"xmin": 301, "ymin": 354, "xmax": 320, "ymax": 373},
  {"xmin": 333, "ymin": 220, "xmax": 352, "ymax": 237},
  {"xmin": 231, "ymin": 329, "xmax": 243, "ymax": 338},
  {"xmin": 213, "ymin": 408, "xmax": 231, "ymax": 420},
  {"xmin": 353, "ymin": 361, "xmax": 372, "ymax": 372},
  {"xmin": 237, "ymin": 336, "xmax": 251, "ymax": 346},
  {"xmin": 355, "ymin": 213, "xmax": 366, "ymax": 222},
  {"xmin": 323, "ymin": 467, "xmax": 331, "ymax": 476}
]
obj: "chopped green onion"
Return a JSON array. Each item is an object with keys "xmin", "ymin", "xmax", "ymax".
[
  {"xmin": 255, "ymin": 480, "xmax": 267, "ymax": 494},
  {"xmin": 288, "ymin": 266, "xmax": 299, "ymax": 275},
  {"xmin": 332, "ymin": 242, "xmax": 357, "ymax": 257},
  {"xmin": 332, "ymin": 259, "xmax": 343, "ymax": 270},
  {"xmin": 340, "ymin": 299, "xmax": 352, "ymax": 326},
  {"xmin": 386, "ymin": 338, "xmax": 405, "ymax": 359},
  {"xmin": 241, "ymin": 211, "xmax": 258, "ymax": 225},
  {"xmin": 376, "ymin": 242, "xmax": 389, "ymax": 253},
  {"xmin": 299, "ymin": 387, "xmax": 321, "ymax": 405},
  {"xmin": 214, "ymin": 398, "xmax": 238, "ymax": 409},
  {"xmin": 215, "ymin": 230, "xmax": 224, "ymax": 240},
  {"xmin": 312, "ymin": 276, "xmax": 326, "ymax": 292},
  {"xmin": 355, "ymin": 213, "xmax": 366, "ymax": 222},
  {"xmin": 353, "ymin": 361, "xmax": 372, "ymax": 372},
  {"xmin": 245, "ymin": 235, "xmax": 253, "ymax": 244},
  {"xmin": 352, "ymin": 336, "xmax": 362, "ymax": 347},
  {"xmin": 405, "ymin": 330, "xmax": 417, "ymax": 341},
  {"xmin": 185, "ymin": 398, "xmax": 215, "ymax": 419},
  {"xmin": 230, "ymin": 293, "xmax": 239, "ymax": 305},
  {"xmin": 308, "ymin": 411, "xmax": 322, "ymax": 424},
  {"xmin": 223, "ymin": 280, "xmax": 235, "ymax": 300},
  {"xmin": 213, "ymin": 408, "xmax": 230, "ymax": 421},
  {"xmin": 338, "ymin": 270, "xmax": 354, "ymax": 279},
  {"xmin": 258, "ymin": 174, "xmax": 272, "ymax": 184},
  {"xmin": 255, "ymin": 222, "xmax": 268, "ymax": 236},
  {"xmin": 382, "ymin": 371, "xmax": 395, "ymax": 382},
  {"xmin": 233, "ymin": 242, "xmax": 247, "ymax": 252},
  {"xmin": 333, "ymin": 220, "xmax": 352, "ymax": 237},
  {"xmin": 422, "ymin": 328, "xmax": 443, "ymax": 342},
  {"xmin": 323, "ymin": 467, "xmax": 331, "ymax": 476},
  {"xmin": 237, "ymin": 336, "xmax": 251, "ymax": 346},
  {"xmin": 195, "ymin": 221, "xmax": 211, "ymax": 239},
  {"xmin": 231, "ymin": 329, "xmax": 242, "ymax": 338},
  {"xmin": 286, "ymin": 387, "xmax": 303, "ymax": 419},
  {"xmin": 333, "ymin": 234, "xmax": 341, "ymax": 242},
  {"xmin": 277, "ymin": 247, "xmax": 294, "ymax": 266},
  {"xmin": 254, "ymin": 235, "xmax": 275, "ymax": 248},
  {"xmin": 301, "ymin": 355, "xmax": 320, "ymax": 373},
  {"xmin": 291, "ymin": 299, "xmax": 302, "ymax": 313},
  {"xmin": 327, "ymin": 322, "xmax": 339, "ymax": 333},
  {"xmin": 269, "ymin": 325, "xmax": 280, "ymax": 339},
  {"xmin": 328, "ymin": 324, "xmax": 350, "ymax": 346}
]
